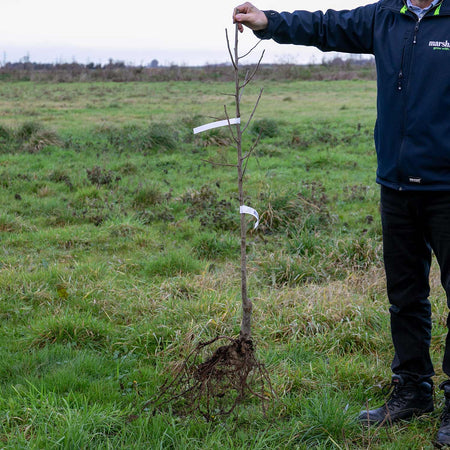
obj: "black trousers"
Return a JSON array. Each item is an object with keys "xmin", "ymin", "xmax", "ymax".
[{"xmin": 381, "ymin": 186, "xmax": 450, "ymax": 381}]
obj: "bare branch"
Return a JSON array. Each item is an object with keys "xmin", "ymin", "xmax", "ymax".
[
  {"xmin": 239, "ymin": 50, "xmax": 265, "ymax": 90},
  {"xmin": 239, "ymin": 70, "xmax": 250, "ymax": 103},
  {"xmin": 242, "ymin": 130, "xmax": 262, "ymax": 176},
  {"xmin": 243, "ymin": 134, "xmax": 261, "ymax": 161},
  {"xmin": 224, "ymin": 104, "xmax": 238, "ymax": 143},
  {"xmin": 239, "ymin": 39, "xmax": 263, "ymax": 60},
  {"xmin": 225, "ymin": 29, "xmax": 237, "ymax": 70},
  {"xmin": 242, "ymin": 88, "xmax": 264, "ymax": 134}
]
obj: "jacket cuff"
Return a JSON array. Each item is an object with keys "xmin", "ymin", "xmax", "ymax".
[{"xmin": 253, "ymin": 10, "xmax": 280, "ymax": 40}]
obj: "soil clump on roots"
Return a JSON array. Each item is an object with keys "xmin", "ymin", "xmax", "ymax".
[{"xmin": 150, "ymin": 336, "xmax": 273, "ymax": 421}]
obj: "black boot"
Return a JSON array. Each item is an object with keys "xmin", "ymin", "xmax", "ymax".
[
  {"xmin": 436, "ymin": 382, "xmax": 450, "ymax": 448},
  {"xmin": 357, "ymin": 374, "xmax": 434, "ymax": 426}
]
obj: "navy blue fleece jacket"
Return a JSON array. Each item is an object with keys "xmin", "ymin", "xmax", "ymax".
[{"xmin": 255, "ymin": 0, "xmax": 450, "ymax": 190}]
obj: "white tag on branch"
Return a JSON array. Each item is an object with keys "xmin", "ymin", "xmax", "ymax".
[
  {"xmin": 193, "ymin": 118, "xmax": 240, "ymax": 134},
  {"xmin": 240, "ymin": 205, "xmax": 259, "ymax": 230}
]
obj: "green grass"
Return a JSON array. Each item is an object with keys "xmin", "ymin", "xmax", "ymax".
[{"xmin": 0, "ymin": 79, "xmax": 446, "ymax": 448}]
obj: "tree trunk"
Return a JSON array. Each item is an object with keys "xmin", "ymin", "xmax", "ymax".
[{"xmin": 233, "ymin": 26, "xmax": 252, "ymax": 341}]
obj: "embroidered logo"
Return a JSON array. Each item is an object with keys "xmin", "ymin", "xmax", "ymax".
[
  {"xmin": 429, "ymin": 40, "xmax": 450, "ymax": 51},
  {"xmin": 409, "ymin": 177, "xmax": 422, "ymax": 184}
]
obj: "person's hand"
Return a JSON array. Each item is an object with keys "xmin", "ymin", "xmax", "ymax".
[{"xmin": 233, "ymin": 2, "xmax": 268, "ymax": 33}]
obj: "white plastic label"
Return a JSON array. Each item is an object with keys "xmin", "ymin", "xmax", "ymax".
[
  {"xmin": 193, "ymin": 118, "xmax": 240, "ymax": 134},
  {"xmin": 240, "ymin": 205, "xmax": 259, "ymax": 230}
]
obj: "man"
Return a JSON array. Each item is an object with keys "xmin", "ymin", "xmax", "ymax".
[{"xmin": 233, "ymin": 0, "xmax": 450, "ymax": 446}]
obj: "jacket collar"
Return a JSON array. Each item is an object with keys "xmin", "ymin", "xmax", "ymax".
[{"xmin": 380, "ymin": 0, "xmax": 449, "ymax": 15}]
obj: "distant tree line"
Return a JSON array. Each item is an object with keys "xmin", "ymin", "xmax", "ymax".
[{"xmin": 0, "ymin": 57, "xmax": 375, "ymax": 83}]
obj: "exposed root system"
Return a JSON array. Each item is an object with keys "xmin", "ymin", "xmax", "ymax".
[{"xmin": 150, "ymin": 336, "xmax": 274, "ymax": 421}]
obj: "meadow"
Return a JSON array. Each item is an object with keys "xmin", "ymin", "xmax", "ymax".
[{"xmin": 0, "ymin": 77, "xmax": 447, "ymax": 449}]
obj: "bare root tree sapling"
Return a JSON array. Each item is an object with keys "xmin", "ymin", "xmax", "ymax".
[{"xmin": 150, "ymin": 26, "xmax": 273, "ymax": 421}]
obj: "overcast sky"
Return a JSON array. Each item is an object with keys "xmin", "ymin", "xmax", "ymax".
[{"xmin": 1, "ymin": 0, "xmax": 375, "ymax": 66}]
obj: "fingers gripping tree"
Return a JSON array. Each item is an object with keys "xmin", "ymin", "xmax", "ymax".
[{"xmin": 151, "ymin": 26, "xmax": 273, "ymax": 421}]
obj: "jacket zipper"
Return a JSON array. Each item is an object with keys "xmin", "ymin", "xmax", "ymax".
[
  {"xmin": 396, "ymin": 11, "xmax": 419, "ymax": 188},
  {"xmin": 397, "ymin": 6, "xmax": 419, "ymax": 90},
  {"xmin": 397, "ymin": 40, "xmax": 407, "ymax": 91},
  {"xmin": 413, "ymin": 20, "xmax": 420, "ymax": 44},
  {"xmin": 398, "ymin": 3, "xmax": 442, "ymax": 92}
]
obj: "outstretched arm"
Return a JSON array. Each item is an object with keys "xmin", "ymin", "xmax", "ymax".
[
  {"xmin": 233, "ymin": 2, "xmax": 268, "ymax": 33},
  {"xmin": 234, "ymin": 3, "xmax": 377, "ymax": 55}
]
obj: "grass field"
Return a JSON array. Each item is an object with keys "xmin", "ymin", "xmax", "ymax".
[{"xmin": 0, "ymin": 79, "xmax": 448, "ymax": 449}]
